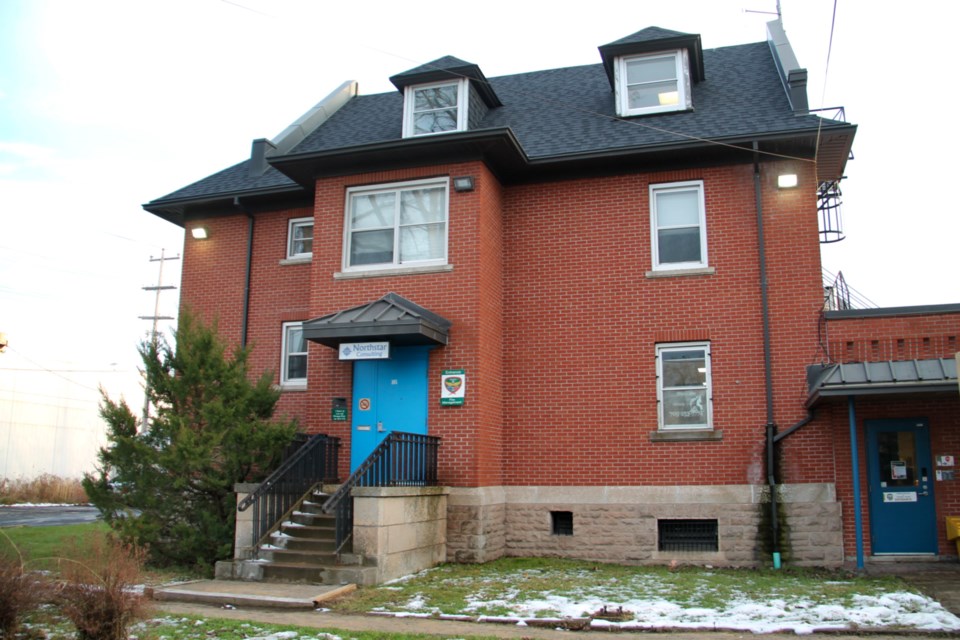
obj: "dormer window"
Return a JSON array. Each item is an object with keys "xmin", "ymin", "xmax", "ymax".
[
  {"xmin": 615, "ymin": 50, "xmax": 690, "ymax": 117},
  {"xmin": 599, "ymin": 27, "xmax": 703, "ymax": 118},
  {"xmin": 403, "ymin": 79, "xmax": 468, "ymax": 137}
]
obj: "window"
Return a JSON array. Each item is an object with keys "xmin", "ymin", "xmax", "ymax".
[
  {"xmin": 281, "ymin": 322, "xmax": 307, "ymax": 387},
  {"xmin": 287, "ymin": 218, "xmax": 313, "ymax": 259},
  {"xmin": 402, "ymin": 79, "xmax": 468, "ymax": 137},
  {"xmin": 344, "ymin": 178, "xmax": 448, "ymax": 270},
  {"xmin": 615, "ymin": 51, "xmax": 689, "ymax": 117},
  {"xmin": 650, "ymin": 180, "xmax": 707, "ymax": 270},
  {"xmin": 656, "ymin": 342, "xmax": 712, "ymax": 430},
  {"xmin": 551, "ymin": 511, "xmax": 573, "ymax": 536}
]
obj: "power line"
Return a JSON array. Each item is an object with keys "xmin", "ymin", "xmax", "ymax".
[{"xmin": 3, "ymin": 346, "xmax": 101, "ymax": 393}]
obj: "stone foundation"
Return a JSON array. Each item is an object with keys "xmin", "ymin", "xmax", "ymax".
[
  {"xmin": 447, "ymin": 486, "xmax": 507, "ymax": 563},
  {"xmin": 446, "ymin": 484, "xmax": 842, "ymax": 567}
]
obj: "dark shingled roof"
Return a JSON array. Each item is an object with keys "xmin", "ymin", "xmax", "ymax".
[
  {"xmin": 145, "ymin": 36, "xmax": 854, "ymax": 220},
  {"xmin": 291, "ymin": 42, "xmax": 822, "ymax": 158}
]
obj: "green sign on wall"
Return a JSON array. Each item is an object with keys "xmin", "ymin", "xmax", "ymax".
[{"xmin": 440, "ymin": 369, "xmax": 466, "ymax": 406}]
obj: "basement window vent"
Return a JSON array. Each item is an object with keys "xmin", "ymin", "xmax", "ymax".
[
  {"xmin": 658, "ymin": 519, "xmax": 718, "ymax": 552},
  {"xmin": 551, "ymin": 511, "xmax": 573, "ymax": 536}
]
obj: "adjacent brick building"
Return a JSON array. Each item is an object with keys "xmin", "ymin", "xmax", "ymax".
[{"xmin": 145, "ymin": 20, "xmax": 959, "ymax": 572}]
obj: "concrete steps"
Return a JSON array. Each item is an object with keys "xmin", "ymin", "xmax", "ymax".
[{"xmin": 221, "ymin": 489, "xmax": 371, "ymax": 586}]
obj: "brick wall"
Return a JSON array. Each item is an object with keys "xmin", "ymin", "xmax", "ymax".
[
  {"xmin": 500, "ymin": 160, "xmax": 821, "ymax": 486},
  {"xmin": 180, "ymin": 159, "xmax": 828, "ymax": 491}
]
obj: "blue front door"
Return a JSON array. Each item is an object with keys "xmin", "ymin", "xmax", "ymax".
[
  {"xmin": 866, "ymin": 419, "xmax": 937, "ymax": 554},
  {"xmin": 350, "ymin": 346, "xmax": 430, "ymax": 471}
]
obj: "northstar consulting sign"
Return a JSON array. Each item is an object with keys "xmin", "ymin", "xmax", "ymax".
[{"xmin": 338, "ymin": 342, "xmax": 390, "ymax": 360}]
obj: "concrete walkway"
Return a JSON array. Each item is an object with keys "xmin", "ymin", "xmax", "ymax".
[
  {"xmin": 153, "ymin": 601, "xmax": 923, "ymax": 640},
  {"xmin": 150, "ymin": 580, "xmax": 355, "ymax": 609}
]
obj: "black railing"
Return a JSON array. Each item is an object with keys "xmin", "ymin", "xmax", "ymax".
[
  {"xmin": 237, "ymin": 433, "xmax": 340, "ymax": 547},
  {"xmin": 322, "ymin": 431, "xmax": 440, "ymax": 553}
]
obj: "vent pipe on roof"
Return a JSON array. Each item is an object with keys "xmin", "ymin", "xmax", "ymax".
[{"xmin": 766, "ymin": 19, "xmax": 808, "ymax": 114}]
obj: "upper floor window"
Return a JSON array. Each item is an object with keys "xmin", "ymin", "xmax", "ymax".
[
  {"xmin": 281, "ymin": 322, "xmax": 307, "ymax": 387},
  {"xmin": 344, "ymin": 178, "xmax": 449, "ymax": 271},
  {"xmin": 616, "ymin": 51, "xmax": 689, "ymax": 117},
  {"xmin": 402, "ymin": 79, "xmax": 468, "ymax": 137},
  {"xmin": 650, "ymin": 180, "xmax": 707, "ymax": 271},
  {"xmin": 656, "ymin": 342, "xmax": 712, "ymax": 431},
  {"xmin": 287, "ymin": 218, "xmax": 313, "ymax": 259}
]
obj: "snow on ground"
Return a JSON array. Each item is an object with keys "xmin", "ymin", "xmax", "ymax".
[{"xmin": 386, "ymin": 582, "xmax": 960, "ymax": 635}]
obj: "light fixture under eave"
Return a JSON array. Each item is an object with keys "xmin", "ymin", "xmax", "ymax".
[
  {"xmin": 191, "ymin": 226, "xmax": 209, "ymax": 240},
  {"xmin": 452, "ymin": 176, "xmax": 475, "ymax": 192},
  {"xmin": 777, "ymin": 173, "xmax": 798, "ymax": 189}
]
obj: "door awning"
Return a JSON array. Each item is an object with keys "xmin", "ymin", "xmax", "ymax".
[
  {"xmin": 806, "ymin": 358, "xmax": 958, "ymax": 407},
  {"xmin": 302, "ymin": 292, "xmax": 452, "ymax": 348}
]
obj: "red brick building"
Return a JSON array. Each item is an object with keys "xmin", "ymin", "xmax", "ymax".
[{"xmin": 144, "ymin": 21, "xmax": 958, "ymax": 577}]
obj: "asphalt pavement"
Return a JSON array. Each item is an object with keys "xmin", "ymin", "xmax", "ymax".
[{"xmin": 0, "ymin": 505, "xmax": 101, "ymax": 527}]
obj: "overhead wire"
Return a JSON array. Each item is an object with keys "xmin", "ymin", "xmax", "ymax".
[{"xmin": 813, "ymin": 0, "xmax": 840, "ymax": 165}]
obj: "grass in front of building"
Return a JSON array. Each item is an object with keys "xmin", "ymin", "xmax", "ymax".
[{"xmin": 330, "ymin": 557, "xmax": 909, "ymax": 618}]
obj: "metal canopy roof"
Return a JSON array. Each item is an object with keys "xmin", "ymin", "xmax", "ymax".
[
  {"xmin": 806, "ymin": 358, "xmax": 958, "ymax": 406},
  {"xmin": 302, "ymin": 292, "xmax": 452, "ymax": 349}
]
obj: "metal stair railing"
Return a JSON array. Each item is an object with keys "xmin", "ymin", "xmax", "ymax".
[
  {"xmin": 322, "ymin": 431, "xmax": 440, "ymax": 554},
  {"xmin": 237, "ymin": 433, "xmax": 340, "ymax": 547}
]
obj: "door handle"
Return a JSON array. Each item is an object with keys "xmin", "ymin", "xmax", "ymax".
[{"xmin": 377, "ymin": 421, "xmax": 384, "ymax": 432}]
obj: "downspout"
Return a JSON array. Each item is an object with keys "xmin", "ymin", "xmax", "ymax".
[
  {"xmin": 753, "ymin": 142, "xmax": 781, "ymax": 567},
  {"xmin": 848, "ymin": 395, "xmax": 865, "ymax": 569},
  {"xmin": 235, "ymin": 197, "xmax": 254, "ymax": 348}
]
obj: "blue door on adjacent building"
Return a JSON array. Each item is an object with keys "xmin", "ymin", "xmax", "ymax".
[
  {"xmin": 350, "ymin": 346, "xmax": 430, "ymax": 471},
  {"xmin": 866, "ymin": 419, "xmax": 937, "ymax": 554}
]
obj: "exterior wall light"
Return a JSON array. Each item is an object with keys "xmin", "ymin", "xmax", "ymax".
[
  {"xmin": 191, "ymin": 226, "xmax": 209, "ymax": 239},
  {"xmin": 778, "ymin": 173, "xmax": 798, "ymax": 189},
  {"xmin": 453, "ymin": 176, "xmax": 475, "ymax": 192}
]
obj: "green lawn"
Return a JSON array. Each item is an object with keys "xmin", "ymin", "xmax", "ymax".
[
  {"xmin": 0, "ymin": 521, "xmax": 200, "ymax": 584},
  {"xmin": 0, "ymin": 521, "xmax": 110, "ymax": 568},
  {"xmin": 331, "ymin": 556, "xmax": 910, "ymax": 618}
]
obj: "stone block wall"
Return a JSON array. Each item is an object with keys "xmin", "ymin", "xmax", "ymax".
[
  {"xmin": 446, "ymin": 487, "xmax": 506, "ymax": 563},
  {"xmin": 352, "ymin": 486, "xmax": 449, "ymax": 583},
  {"xmin": 447, "ymin": 483, "xmax": 842, "ymax": 567}
]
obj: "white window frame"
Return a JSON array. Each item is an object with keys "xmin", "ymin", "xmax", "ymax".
[
  {"xmin": 342, "ymin": 177, "xmax": 450, "ymax": 272},
  {"xmin": 656, "ymin": 342, "xmax": 713, "ymax": 431},
  {"xmin": 281, "ymin": 322, "xmax": 307, "ymax": 388},
  {"xmin": 615, "ymin": 50, "xmax": 690, "ymax": 117},
  {"xmin": 402, "ymin": 79, "xmax": 469, "ymax": 138},
  {"xmin": 286, "ymin": 217, "xmax": 313, "ymax": 260},
  {"xmin": 650, "ymin": 180, "xmax": 707, "ymax": 271}
]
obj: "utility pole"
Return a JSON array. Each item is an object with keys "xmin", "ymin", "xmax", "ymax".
[{"xmin": 139, "ymin": 248, "xmax": 179, "ymax": 430}]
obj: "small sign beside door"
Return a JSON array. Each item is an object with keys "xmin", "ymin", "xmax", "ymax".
[
  {"xmin": 339, "ymin": 342, "xmax": 390, "ymax": 360},
  {"xmin": 441, "ymin": 369, "xmax": 466, "ymax": 406}
]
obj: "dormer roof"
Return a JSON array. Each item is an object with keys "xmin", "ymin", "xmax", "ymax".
[
  {"xmin": 598, "ymin": 26, "xmax": 705, "ymax": 88},
  {"xmin": 389, "ymin": 55, "xmax": 502, "ymax": 108}
]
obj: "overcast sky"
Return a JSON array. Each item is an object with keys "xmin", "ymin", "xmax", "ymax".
[{"xmin": 1, "ymin": 0, "xmax": 958, "ymax": 476}]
